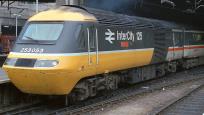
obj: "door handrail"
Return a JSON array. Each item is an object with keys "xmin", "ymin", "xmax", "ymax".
[
  {"xmin": 87, "ymin": 28, "xmax": 91, "ymax": 65},
  {"xmin": 96, "ymin": 28, "xmax": 99, "ymax": 65}
]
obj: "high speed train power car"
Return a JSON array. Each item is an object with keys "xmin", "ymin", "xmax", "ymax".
[{"xmin": 3, "ymin": 6, "xmax": 204, "ymax": 101}]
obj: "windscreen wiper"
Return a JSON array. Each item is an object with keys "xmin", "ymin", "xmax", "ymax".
[
  {"xmin": 24, "ymin": 36, "xmax": 37, "ymax": 41},
  {"xmin": 18, "ymin": 36, "xmax": 56, "ymax": 45},
  {"xmin": 23, "ymin": 36, "xmax": 41, "ymax": 44}
]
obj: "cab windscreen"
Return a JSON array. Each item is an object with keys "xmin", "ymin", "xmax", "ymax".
[{"xmin": 21, "ymin": 23, "xmax": 64, "ymax": 41}]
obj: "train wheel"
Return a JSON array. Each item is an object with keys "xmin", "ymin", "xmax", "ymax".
[{"xmin": 105, "ymin": 74, "xmax": 119, "ymax": 90}]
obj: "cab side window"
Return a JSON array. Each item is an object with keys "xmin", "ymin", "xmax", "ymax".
[
  {"xmin": 77, "ymin": 25, "xmax": 96, "ymax": 51},
  {"xmin": 89, "ymin": 26, "xmax": 96, "ymax": 49},
  {"xmin": 75, "ymin": 25, "xmax": 82, "ymax": 40},
  {"xmin": 77, "ymin": 27, "xmax": 87, "ymax": 49}
]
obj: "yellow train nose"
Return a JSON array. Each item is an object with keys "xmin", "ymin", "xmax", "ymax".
[
  {"xmin": 2, "ymin": 53, "xmax": 85, "ymax": 95},
  {"xmin": 3, "ymin": 67, "xmax": 79, "ymax": 95}
]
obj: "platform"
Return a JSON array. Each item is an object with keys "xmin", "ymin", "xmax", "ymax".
[
  {"xmin": 0, "ymin": 69, "xmax": 9, "ymax": 84},
  {"xmin": 160, "ymin": 85, "xmax": 204, "ymax": 115},
  {"xmin": 99, "ymin": 73, "xmax": 204, "ymax": 115}
]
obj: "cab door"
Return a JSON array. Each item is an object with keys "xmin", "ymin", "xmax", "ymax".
[{"xmin": 86, "ymin": 25, "xmax": 98, "ymax": 75}]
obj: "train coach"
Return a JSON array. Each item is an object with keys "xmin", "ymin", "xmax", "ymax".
[{"xmin": 3, "ymin": 6, "xmax": 204, "ymax": 101}]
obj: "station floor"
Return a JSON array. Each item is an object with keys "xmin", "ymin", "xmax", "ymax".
[{"xmin": 99, "ymin": 77, "xmax": 204, "ymax": 115}]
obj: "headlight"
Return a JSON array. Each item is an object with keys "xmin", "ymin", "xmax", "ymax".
[
  {"xmin": 34, "ymin": 60, "xmax": 59, "ymax": 67},
  {"xmin": 4, "ymin": 58, "xmax": 17, "ymax": 66}
]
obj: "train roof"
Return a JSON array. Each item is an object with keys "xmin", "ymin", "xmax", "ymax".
[
  {"xmin": 85, "ymin": 7, "xmax": 183, "ymax": 30},
  {"xmin": 28, "ymin": 6, "xmax": 97, "ymax": 22},
  {"xmin": 30, "ymin": 5, "xmax": 200, "ymax": 31},
  {"xmin": 62, "ymin": 5, "xmax": 183, "ymax": 30}
]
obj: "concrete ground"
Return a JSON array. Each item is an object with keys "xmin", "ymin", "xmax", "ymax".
[{"xmin": 97, "ymin": 78, "xmax": 204, "ymax": 115}]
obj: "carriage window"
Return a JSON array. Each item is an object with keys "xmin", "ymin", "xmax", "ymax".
[
  {"xmin": 201, "ymin": 34, "xmax": 204, "ymax": 40},
  {"xmin": 174, "ymin": 32, "xmax": 183, "ymax": 46},
  {"xmin": 193, "ymin": 33, "xmax": 204, "ymax": 42}
]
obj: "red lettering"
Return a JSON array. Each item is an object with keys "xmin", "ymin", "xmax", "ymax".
[{"xmin": 121, "ymin": 42, "xmax": 129, "ymax": 48}]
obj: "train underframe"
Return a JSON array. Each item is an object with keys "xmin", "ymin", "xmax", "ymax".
[{"xmin": 68, "ymin": 56, "xmax": 204, "ymax": 103}]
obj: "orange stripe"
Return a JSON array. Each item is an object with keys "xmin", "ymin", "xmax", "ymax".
[
  {"xmin": 168, "ymin": 45, "xmax": 204, "ymax": 52},
  {"xmin": 184, "ymin": 46, "xmax": 204, "ymax": 49},
  {"xmin": 168, "ymin": 47, "xmax": 183, "ymax": 51}
]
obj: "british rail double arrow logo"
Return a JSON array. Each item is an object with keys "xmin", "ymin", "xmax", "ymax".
[{"xmin": 105, "ymin": 29, "xmax": 115, "ymax": 44}]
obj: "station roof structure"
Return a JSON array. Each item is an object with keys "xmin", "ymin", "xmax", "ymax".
[
  {"xmin": 84, "ymin": 0, "xmax": 204, "ymax": 27},
  {"xmin": 0, "ymin": 0, "xmax": 55, "ymax": 10},
  {"xmin": 1, "ymin": 0, "xmax": 55, "ymax": 2},
  {"xmin": 1, "ymin": 0, "xmax": 204, "ymax": 14},
  {"xmin": 0, "ymin": 0, "xmax": 203, "ymax": 26},
  {"xmin": 138, "ymin": 0, "xmax": 204, "ymax": 27},
  {"xmin": 143, "ymin": 0, "xmax": 204, "ymax": 14}
]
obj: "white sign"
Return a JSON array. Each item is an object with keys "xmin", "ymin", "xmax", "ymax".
[
  {"xmin": 105, "ymin": 29, "xmax": 142, "ymax": 44},
  {"xmin": 105, "ymin": 29, "xmax": 115, "ymax": 44},
  {"xmin": 117, "ymin": 31, "xmax": 135, "ymax": 42},
  {"xmin": 136, "ymin": 32, "xmax": 143, "ymax": 40}
]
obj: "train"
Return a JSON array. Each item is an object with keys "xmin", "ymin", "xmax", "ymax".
[{"xmin": 3, "ymin": 5, "xmax": 204, "ymax": 101}]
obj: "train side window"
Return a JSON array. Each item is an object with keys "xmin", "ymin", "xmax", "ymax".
[
  {"xmin": 186, "ymin": 33, "xmax": 193, "ymax": 44},
  {"xmin": 193, "ymin": 34, "xmax": 203, "ymax": 41},
  {"xmin": 201, "ymin": 34, "xmax": 204, "ymax": 42},
  {"xmin": 89, "ymin": 26, "xmax": 95, "ymax": 49},
  {"xmin": 193, "ymin": 33, "xmax": 204, "ymax": 42},
  {"xmin": 75, "ymin": 25, "xmax": 82, "ymax": 39},
  {"xmin": 174, "ymin": 32, "xmax": 183, "ymax": 46},
  {"xmin": 78, "ymin": 28, "xmax": 86, "ymax": 49}
]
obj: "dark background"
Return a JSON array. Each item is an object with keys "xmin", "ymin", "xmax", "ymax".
[
  {"xmin": 84, "ymin": 0, "xmax": 204, "ymax": 28},
  {"xmin": 1, "ymin": 0, "xmax": 204, "ymax": 28}
]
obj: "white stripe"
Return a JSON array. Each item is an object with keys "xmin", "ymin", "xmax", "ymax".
[
  {"xmin": 99, "ymin": 48, "xmax": 154, "ymax": 54},
  {"xmin": 168, "ymin": 46, "xmax": 183, "ymax": 49},
  {"xmin": 169, "ymin": 45, "xmax": 204, "ymax": 48},
  {"xmin": 172, "ymin": 29, "xmax": 183, "ymax": 32},
  {"xmin": 172, "ymin": 29, "xmax": 204, "ymax": 33},
  {"xmin": 9, "ymin": 48, "xmax": 154, "ymax": 57},
  {"xmin": 185, "ymin": 30, "xmax": 204, "ymax": 33}
]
